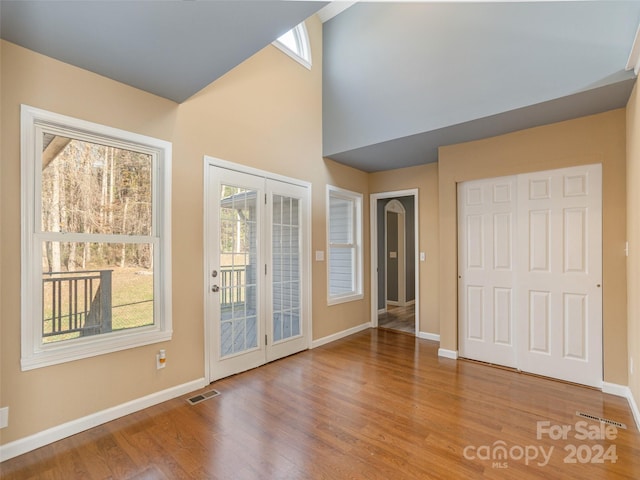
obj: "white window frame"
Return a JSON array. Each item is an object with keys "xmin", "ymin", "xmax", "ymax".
[
  {"xmin": 273, "ymin": 22, "xmax": 312, "ymax": 70},
  {"xmin": 326, "ymin": 185, "xmax": 363, "ymax": 305},
  {"xmin": 20, "ymin": 105, "xmax": 172, "ymax": 370}
]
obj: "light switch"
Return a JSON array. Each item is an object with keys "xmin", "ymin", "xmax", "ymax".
[{"xmin": 420, "ymin": 252, "xmax": 426, "ymax": 262}]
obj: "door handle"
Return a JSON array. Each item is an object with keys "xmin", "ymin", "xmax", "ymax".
[{"xmin": 211, "ymin": 285, "xmax": 220, "ymax": 292}]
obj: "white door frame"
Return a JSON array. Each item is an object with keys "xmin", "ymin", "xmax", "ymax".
[
  {"xmin": 370, "ymin": 190, "xmax": 419, "ymax": 333},
  {"xmin": 203, "ymin": 156, "xmax": 312, "ymax": 383}
]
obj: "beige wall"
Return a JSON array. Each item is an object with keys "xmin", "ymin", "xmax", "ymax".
[
  {"xmin": 438, "ymin": 109, "xmax": 628, "ymax": 384},
  {"xmin": 173, "ymin": 17, "xmax": 370, "ymax": 343},
  {"xmin": 1, "ymin": 39, "xmax": 181, "ymax": 445},
  {"xmin": 0, "ymin": 15, "xmax": 371, "ymax": 446},
  {"xmin": 626, "ymin": 84, "xmax": 640, "ymax": 406},
  {"xmin": 369, "ymin": 163, "xmax": 439, "ymax": 335}
]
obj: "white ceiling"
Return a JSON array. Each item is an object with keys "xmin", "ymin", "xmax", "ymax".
[{"xmin": 1, "ymin": 1, "xmax": 638, "ymax": 172}]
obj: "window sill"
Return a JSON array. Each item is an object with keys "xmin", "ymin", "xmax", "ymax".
[
  {"xmin": 21, "ymin": 328, "xmax": 172, "ymax": 371},
  {"xmin": 327, "ymin": 293, "xmax": 364, "ymax": 306}
]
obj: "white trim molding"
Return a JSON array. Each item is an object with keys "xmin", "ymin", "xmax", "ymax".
[
  {"xmin": 418, "ymin": 332, "xmax": 440, "ymax": 342},
  {"xmin": 602, "ymin": 382, "xmax": 640, "ymax": 431},
  {"xmin": 311, "ymin": 323, "xmax": 371, "ymax": 349},
  {"xmin": 0, "ymin": 378, "xmax": 207, "ymax": 462},
  {"xmin": 369, "ymin": 189, "xmax": 419, "ymax": 335},
  {"xmin": 626, "ymin": 22, "xmax": 640, "ymax": 75},
  {"xmin": 438, "ymin": 348, "xmax": 458, "ymax": 360},
  {"xmin": 316, "ymin": 2, "xmax": 358, "ymax": 23}
]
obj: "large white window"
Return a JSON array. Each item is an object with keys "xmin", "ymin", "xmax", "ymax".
[
  {"xmin": 273, "ymin": 22, "xmax": 312, "ymax": 70},
  {"xmin": 20, "ymin": 105, "xmax": 172, "ymax": 370},
  {"xmin": 327, "ymin": 185, "xmax": 363, "ymax": 305}
]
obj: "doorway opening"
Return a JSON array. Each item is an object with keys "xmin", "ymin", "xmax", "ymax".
[{"xmin": 370, "ymin": 190, "xmax": 419, "ymax": 336}]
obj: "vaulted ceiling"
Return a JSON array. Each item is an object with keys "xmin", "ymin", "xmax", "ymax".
[
  {"xmin": 323, "ymin": 2, "xmax": 640, "ymax": 171},
  {"xmin": 2, "ymin": 1, "xmax": 639, "ymax": 173},
  {"xmin": 0, "ymin": 0, "xmax": 327, "ymax": 102}
]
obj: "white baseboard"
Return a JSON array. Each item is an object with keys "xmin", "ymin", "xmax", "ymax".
[
  {"xmin": 602, "ymin": 382, "xmax": 640, "ymax": 431},
  {"xmin": 629, "ymin": 388, "xmax": 640, "ymax": 431},
  {"xmin": 311, "ymin": 322, "xmax": 371, "ymax": 349},
  {"xmin": 0, "ymin": 377, "xmax": 207, "ymax": 462},
  {"xmin": 418, "ymin": 332, "xmax": 440, "ymax": 342},
  {"xmin": 602, "ymin": 382, "xmax": 628, "ymax": 397},
  {"xmin": 377, "ymin": 308, "xmax": 386, "ymax": 315},
  {"xmin": 438, "ymin": 348, "xmax": 458, "ymax": 360}
]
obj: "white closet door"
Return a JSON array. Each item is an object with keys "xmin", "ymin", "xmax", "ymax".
[
  {"xmin": 458, "ymin": 164, "xmax": 603, "ymax": 388},
  {"xmin": 458, "ymin": 177, "xmax": 518, "ymax": 368},
  {"xmin": 516, "ymin": 164, "xmax": 602, "ymax": 388}
]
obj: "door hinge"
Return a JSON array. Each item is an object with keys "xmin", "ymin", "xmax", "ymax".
[
  {"xmin": 265, "ymin": 193, "xmax": 267, "ymax": 204},
  {"xmin": 265, "ymin": 264, "xmax": 267, "ymax": 275},
  {"xmin": 265, "ymin": 334, "xmax": 268, "ymax": 346}
]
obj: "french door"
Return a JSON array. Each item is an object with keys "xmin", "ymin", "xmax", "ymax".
[
  {"xmin": 205, "ymin": 162, "xmax": 310, "ymax": 381},
  {"xmin": 458, "ymin": 164, "xmax": 602, "ymax": 388}
]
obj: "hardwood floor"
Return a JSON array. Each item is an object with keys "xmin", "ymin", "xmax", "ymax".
[
  {"xmin": 378, "ymin": 304, "xmax": 415, "ymax": 334},
  {"xmin": 2, "ymin": 329, "xmax": 640, "ymax": 479}
]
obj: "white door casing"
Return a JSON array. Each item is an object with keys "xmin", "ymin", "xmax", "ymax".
[{"xmin": 458, "ymin": 164, "xmax": 602, "ymax": 388}]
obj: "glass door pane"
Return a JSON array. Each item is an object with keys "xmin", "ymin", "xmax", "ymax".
[
  {"xmin": 272, "ymin": 194, "xmax": 301, "ymax": 342},
  {"xmin": 219, "ymin": 185, "xmax": 258, "ymax": 356}
]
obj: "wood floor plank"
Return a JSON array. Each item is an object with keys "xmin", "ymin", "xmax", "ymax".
[{"xmin": 2, "ymin": 328, "xmax": 640, "ymax": 479}]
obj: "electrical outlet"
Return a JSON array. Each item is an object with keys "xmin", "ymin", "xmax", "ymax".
[
  {"xmin": 156, "ymin": 349, "xmax": 166, "ymax": 370},
  {"xmin": 0, "ymin": 407, "xmax": 8, "ymax": 429}
]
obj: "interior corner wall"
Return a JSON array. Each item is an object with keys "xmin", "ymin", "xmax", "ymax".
[
  {"xmin": 626, "ymin": 83, "xmax": 640, "ymax": 406},
  {"xmin": 438, "ymin": 109, "xmax": 628, "ymax": 385},
  {"xmin": 369, "ymin": 163, "xmax": 439, "ymax": 336}
]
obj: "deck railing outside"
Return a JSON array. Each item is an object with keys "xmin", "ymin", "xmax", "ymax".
[
  {"xmin": 220, "ymin": 266, "xmax": 245, "ymax": 307},
  {"xmin": 42, "ymin": 269, "xmax": 112, "ymax": 338}
]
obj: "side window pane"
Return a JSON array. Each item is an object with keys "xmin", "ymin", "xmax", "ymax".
[
  {"xmin": 328, "ymin": 247, "xmax": 354, "ymax": 296},
  {"xmin": 329, "ymin": 196, "xmax": 353, "ymax": 244},
  {"xmin": 327, "ymin": 186, "xmax": 362, "ymax": 304}
]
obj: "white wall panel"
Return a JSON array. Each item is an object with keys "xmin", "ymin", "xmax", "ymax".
[
  {"xmin": 529, "ymin": 210, "xmax": 550, "ymax": 272},
  {"xmin": 467, "ymin": 286, "xmax": 484, "ymax": 340},
  {"xmin": 494, "ymin": 213, "xmax": 512, "ymax": 270},
  {"xmin": 494, "ymin": 287, "xmax": 512, "ymax": 345},
  {"xmin": 467, "ymin": 215, "xmax": 484, "ymax": 269},
  {"xmin": 564, "ymin": 208, "xmax": 587, "ymax": 273},
  {"xmin": 563, "ymin": 293, "xmax": 587, "ymax": 360},
  {"xmin": 529, "ymin": 290, "xmax": 550, "ymax": 353},
  {"xmin": 564, "ymin": 174, "xmax": 588, "ymax": 197}
]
